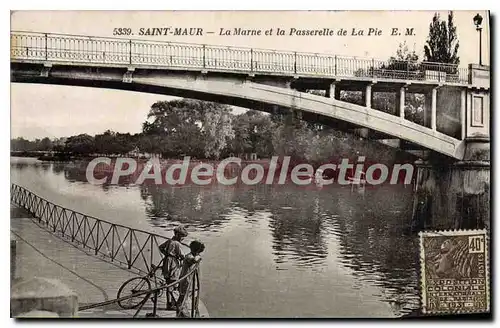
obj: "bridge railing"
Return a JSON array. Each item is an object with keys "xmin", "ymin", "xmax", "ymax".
[
  {"xmin": 11, "ymin": 183, "xmax": 202, "ymax": 317},
  {"xmin": 11, "ymin": 31, "xmax": 469, "ymax": 84},
  {"xmin": 10, "ymin": 183, "xmax": 168, "ymax": 280}
]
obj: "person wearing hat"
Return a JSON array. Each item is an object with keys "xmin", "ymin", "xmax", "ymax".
[
  {"xmin": 159, "ymin": 225, "xmax": 188, "ymax": 310},
  {"xmin": 176, "ymin": 240, "xmax": 205, "ymax": 318}
]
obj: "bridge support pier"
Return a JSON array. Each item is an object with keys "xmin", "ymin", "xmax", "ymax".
[
  {"xmin": 364, "ymin": 84, "xmax": 373, "ymax": 108},
  {"xmin": 411, "ymin": 138, "xmax": 490, "ymax": 231},
  {"xmin": 396, "ymin": 86, "xmax": 406, "ymax": 119},
  {"xmin": 431, "ymin": 87, "xmax": 438, "ymax": 130},
  {"xmin": 326, "ymin": 83, "xmax": 334, "ymax": 99},
  {"xmin": 326, "ymin": 82, "xmax": 340, "ymax": 99}
]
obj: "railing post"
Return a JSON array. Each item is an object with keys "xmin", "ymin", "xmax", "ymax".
[
  {"xmin": 71, "ymin": 215, "xmax": 75, "ymax": 242},
  {"xmin": 129, "ymin": 40, "xmax": 132, "ymax": 65},
  {"xmin": 111, "ymin": 226, "xmax": 115, "ymax": 261},
  {"xmin": 44, "ymin": 33, "xmax": 48, "ymax": 60},
  {"xmin": 202, "ymin": 44, "xmax": 206, "ymax": 68},
  {"xmin": 95, "ymin": 222, "xmax": 99, "ymax": 255},
  {"xmin": 334, "ymin": 55, "xmax": 337, "ymax": 76},
  {"xmin": 250, "ymin": 48, "xmax": 253, "ymax": 72},
  {"xmin": 294, "ymin": 52, "xmax": 297, "ymax": 74},
  {"xmin": 371, "ymin": 58, "xmax": 375, "ymax": 77},
  {"xmin": 150, "ymin": 237, "xmax": 154, "ymax": 272},
  {"xmin": 128, "ymin": 231, "xmax": 133, "ymax": 269},
  {"xmin": 83, "ymin": 218, "xmax": 87, "ymax": 248},
  {"xmin": 53, "ymin": 208, "xmax": 57, "ymax": 232}
]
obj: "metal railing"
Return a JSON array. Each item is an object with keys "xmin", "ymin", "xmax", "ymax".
[
  {"xmin": 10, "ymin": 183, "xmax": 202, "ymax": 317},
  {"xmin": 11, "ymin": 183, "xmax": 169, "ymax": 279},
  {"xmin": 11, "ymin": 31, "xmax": 469, "ymax": 84}
]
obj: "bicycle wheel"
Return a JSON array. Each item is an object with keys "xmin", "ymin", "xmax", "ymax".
[{"xmin": 117, "ymin": 277, "xmax": 151, "ymax": 309}]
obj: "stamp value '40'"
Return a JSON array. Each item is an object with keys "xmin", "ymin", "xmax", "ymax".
[{"xmin": 419, "ymin": 229, "xmax": 489, "ymax": 315}]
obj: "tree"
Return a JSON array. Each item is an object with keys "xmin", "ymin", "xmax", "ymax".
[
  {"xmin": 229, "ymin": 110, "xmax": 275, "ymax": 158},
  {"xmin": 424, "ymin": 11, "xmax": 460, "ymax": 65},
  {"xmin": 384, "ymin": 41, "xmax": 420, "ymax": 73},
  {"xmin": 64, "ymin": 134, "xmax": 95, "ymax": 155},
  {"xmin": 394, "ymin": 41, "xmax": 419, "ymax": 63},
  {"xmin": 94, "ymin": 130, "xmax": 117, "ymax": 155},
  {"xmin": 230, "ymin": 113, "xmax": 252, "ymax": 155},
  {"xmin": 202, "ymin": 103, "xmax": 235, "ymax": 159},
  {"xmin": 11, "ymin": 137, "xmax": 32, "ymax": 151},
  {"xmin": 38, "ymin": 137, "xmax": 53, "ymax": 151},
  {"xmin": 143, "ymin": 99, "xmax": 205, "ymax": 157}
]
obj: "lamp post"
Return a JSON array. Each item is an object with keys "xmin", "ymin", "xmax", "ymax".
[{"xmin": 473, "ymin": 13, "xmax": 483, "ymax": 66}]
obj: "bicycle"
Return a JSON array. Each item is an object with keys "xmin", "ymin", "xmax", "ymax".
[{"xmin": 116, "ymin": 259, "xmax": 176, "ymax": 310}]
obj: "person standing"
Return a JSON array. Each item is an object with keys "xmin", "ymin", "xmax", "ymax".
[
  {"xmin": 177, "ymin": 240, "xmax": 205, "ymax": 318},
  {"xmin": 159, "ymin": 225, "xmax": 188, "ymax": 310}
]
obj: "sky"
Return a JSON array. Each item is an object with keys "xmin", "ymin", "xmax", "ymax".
[{"xmin": 10, "ymin": 10, "xmax": 490, "ymax": 140}]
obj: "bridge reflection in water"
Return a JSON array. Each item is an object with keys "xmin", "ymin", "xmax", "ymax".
[{"xmin": 12, "ymin": 159, "xmax": 421, "ymax": 317}]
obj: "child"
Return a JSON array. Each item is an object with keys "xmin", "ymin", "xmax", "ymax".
[
  {"xmin": 177, "ymin": 240, "xmax": 205, "ymax": 318},
  {"xmin": 158, "ymin": 225, "xmax": 188, "ymax": 309}
]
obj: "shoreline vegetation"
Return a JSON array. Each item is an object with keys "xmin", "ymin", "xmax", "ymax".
[
  {"xmin": 11, "ymin": 154, "xmax": 415, "ymax": 186},
  {"xmin": 11, "ymin": 100, "xmax": 416, "ymax": 170}
]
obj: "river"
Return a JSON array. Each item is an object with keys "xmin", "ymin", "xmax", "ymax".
[{"xmin": 11, "ymin": 156, "xmax": 421, "ymax": 318}]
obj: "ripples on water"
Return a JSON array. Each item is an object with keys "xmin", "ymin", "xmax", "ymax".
[{"xmin": 11, "ymin": 158, "xmax": 421, "ymax": 317}]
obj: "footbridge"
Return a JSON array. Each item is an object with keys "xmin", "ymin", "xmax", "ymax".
[
  {"xmin": 10, "ymin": 31, "xmax": 491, "ymax": 230},
  {"xmin": 10, "ymin": 31, "xmax": 490, "ymax": 160}
]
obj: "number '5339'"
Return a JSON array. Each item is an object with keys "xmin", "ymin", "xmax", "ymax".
[{"xmin": 113, "ymin": 28, "xmax": 132, "ymax": 36}]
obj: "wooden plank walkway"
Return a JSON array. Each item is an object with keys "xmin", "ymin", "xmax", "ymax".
[{"xmin": 10, "ymin": 204, "xmax": 208, "ymax": 318}]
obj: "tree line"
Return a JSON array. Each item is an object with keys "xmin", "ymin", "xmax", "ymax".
[{"xmin": 10, "ymin": 98, "xmax": 416, "ymax": 168}]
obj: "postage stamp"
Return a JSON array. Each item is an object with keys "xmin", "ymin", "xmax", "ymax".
[{"xmin": 419, "ymin": 230, "xmax": 489, "ymax": 315}]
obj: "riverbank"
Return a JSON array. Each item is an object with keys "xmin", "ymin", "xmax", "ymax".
[
  {"xmin": 10, "ymin": 204, "xmax": 209, "ymax": 318},
  {"xmin": 11, "ymin": 151, "xmax": 72, "ymax": 161}
]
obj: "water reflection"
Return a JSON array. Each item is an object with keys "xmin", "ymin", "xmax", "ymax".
[
  {"xmin": 139, "ymin": 184, "xmax": 234, "ymax": 231},
  {"xmin": 11, "ymin": 157, "xmax": 421, "ymax": 316},
  {"xmin": 52, "ymin": 162, "xmax": 66, "ymax": 175},
  {"xmin": 334, "ymin": 188, "xmax": 420, "ymax": 313}
]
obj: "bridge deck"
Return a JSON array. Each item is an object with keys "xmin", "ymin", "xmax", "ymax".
[
  {"xmin": 11, "ymin": 31, "xmax": 470, "ymax": 86},
  {"xmin": 11, "ymin": 205, "xmax": 183, "ymax": 318}
]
